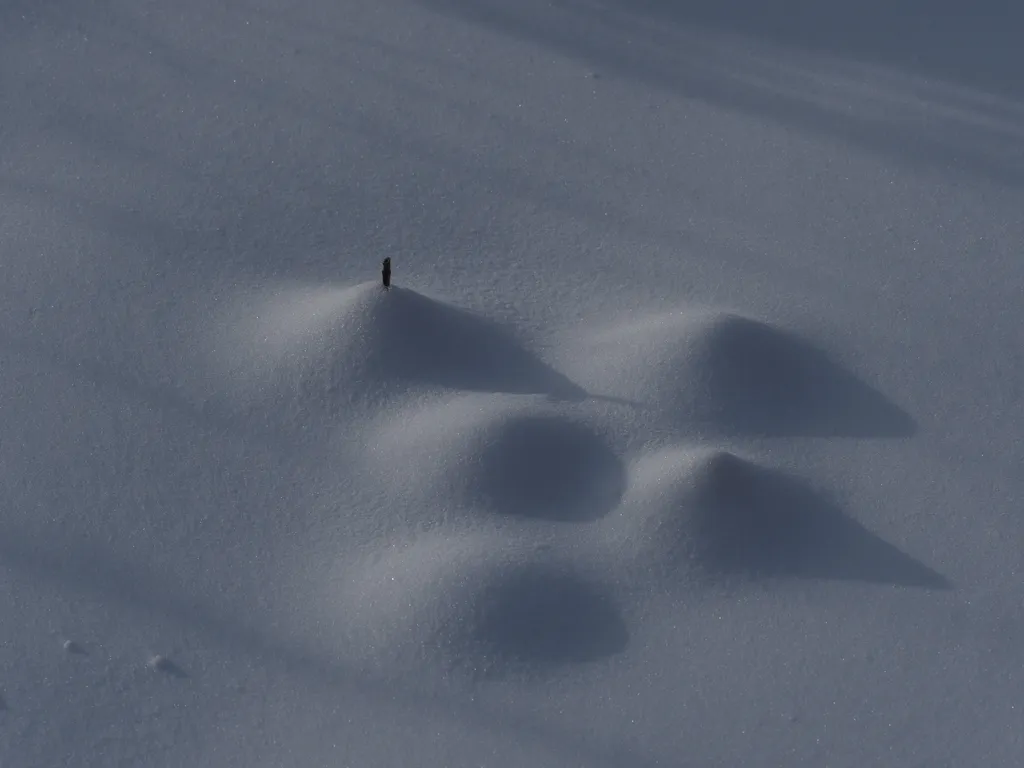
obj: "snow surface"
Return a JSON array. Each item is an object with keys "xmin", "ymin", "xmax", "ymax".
[{"xmin": 2, "ymin": 0, "xmax": 1023, "ymax": 765}]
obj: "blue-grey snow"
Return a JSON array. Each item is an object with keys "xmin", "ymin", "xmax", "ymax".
[{"xmin": 2, "ymin": 1, "xmax": 1022, "ymax": 766}]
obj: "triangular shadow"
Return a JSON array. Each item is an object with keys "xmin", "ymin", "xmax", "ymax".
[
  {"xmin": 339, "ymin": 285, "xmax": 587, "ymax": 400},
  {"xmin": 683, "ymin": 315, "xmax": 916, "ymax": 438},
  {"xmin": 686, "ymin": 454, "xmax": 949, "ymax": 589}
]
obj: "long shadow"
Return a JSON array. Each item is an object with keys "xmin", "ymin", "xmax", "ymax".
[
  {"xmin": 683, "ymin": 315, "xmax": 917, "ymax": 438},
  {"xmin": 684, "ymin": 452, "xmax": 949, "ymax": 588},
  {"xmin": 350, "ymin": 285, "xmax": 588, "ymax": 399},
  {"xmin": 421, "ymin": 0, "xmax": 1024, "ymax": 186},
  {"xmin": 575, "ymin": 312, "xmax": 915, "ymax": 438}
]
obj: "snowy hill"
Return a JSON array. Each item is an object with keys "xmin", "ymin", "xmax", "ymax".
[{"xmin": 2, "ymin": 1, "xmax": 1022, "ymax": 766}]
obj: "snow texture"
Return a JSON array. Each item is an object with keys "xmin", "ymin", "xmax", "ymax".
[{"xmin": 2, "ymin": 0, "xmax": 1022, "ymax": 766}]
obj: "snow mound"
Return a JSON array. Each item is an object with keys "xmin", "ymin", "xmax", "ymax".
[
  {"xmin": 212, "ymin": 281, "xmax": 583, "ymax": 416},
  {"xmin": 561, "ymin": 309, "xmax": 914, "ymax": 437},
  {"xmin": 371, "ymin": 396, "xmax": 625, "ymax": 523},
  {"xmin": 333, "ymin": 533, "xmax": 627, "ymax": 677},
  {"xmin": 608, "ymin": 448, "xmax": 948, "ymax": 589}
]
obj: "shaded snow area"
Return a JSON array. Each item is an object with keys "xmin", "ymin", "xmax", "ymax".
[{"xmin": 2, "ymin": 1, "xmax": 1023, "ymax": 766}]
